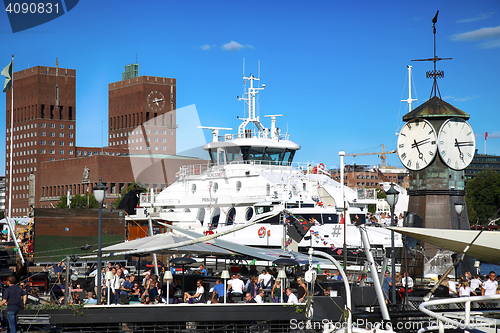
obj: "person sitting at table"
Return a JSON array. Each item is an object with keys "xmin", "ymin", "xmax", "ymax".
[
  {"xmin": 120, "ymin": 274, "xmax": 135, "ymax": 304},
  {"xmin": 72, "ymin": 292, "xmax": 82, "ymax": 305},
  {"xmin": 199, "ymin": 264, "xmax": 207, "ymax": 276},
  {"xmin": 212, "ymin": 279, "xmax": 226, "ymax": 302},
  {"xmin": 286, "ymin": 288, "xmax": 299, "ymax": 304},
  {"xmin": 184, "ymin": 279, "xmax": 204, "ymax": 303},
  {"xmin": 84, "ymin": 292, "xmax": 97, "ymax": 305},
  {"xmin": 228, "ymin": 274, "xmax": 245, "ymax": 302},
  {"xmin": 245, "ymin": 292, "xmax": 256, "ymax": 303},
  {"xmin": 254, "ymin": 288, "xmax": 265, "ymax": 303},
  {"xmin": 51, "ymin": 261, "xmax": 66, "ymax": 284}
]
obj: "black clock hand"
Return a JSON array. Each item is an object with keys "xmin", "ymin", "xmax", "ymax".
[
  {"xmin": 413, "ymin": 139, "xmax": 424, "ymax": 160},
  {"xmin": 411, "ymin": 138, "xmax": 430, "ymax": 148},
  {"xmin": 455, "ymin": 141, "xmax": 474, "ymax": 146},
  {"xmin": 455, "ymin": 138, "xmax": 464, "ymax": 161}
]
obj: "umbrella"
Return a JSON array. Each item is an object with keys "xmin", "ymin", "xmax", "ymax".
[{"xmin": 100, "ymin": 233, "xmax": 232, "ymax": 256}]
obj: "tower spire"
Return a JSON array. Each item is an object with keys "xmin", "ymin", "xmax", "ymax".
[{"xmin": 411, "ymin": 10, "xmax": 452, "ymax": 99}]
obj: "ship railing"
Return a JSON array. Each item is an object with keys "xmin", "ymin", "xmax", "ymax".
[
  {"xmin": 417, "ymin": 294, "xmax": 500, "ymax": 333},
  {"xmin": 175, "ymin": 161, "xmax": 336, "ymax": 179},
  {"xmin": 217, "ymin": 132, "xmax": 290, "ymax": 141}
]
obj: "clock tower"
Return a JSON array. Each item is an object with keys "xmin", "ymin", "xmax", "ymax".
[{"xmin": 397, "ymin": 12, "xmax": 476, "ymax": 269}]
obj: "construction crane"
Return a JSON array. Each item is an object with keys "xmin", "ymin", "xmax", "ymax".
[{"xmin": 345, "ymin": 144, "xmax": 397, "ymax": 167}]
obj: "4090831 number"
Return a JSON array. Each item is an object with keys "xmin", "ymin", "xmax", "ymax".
[{"xmin": 5, "ymin": 2, "xmax": 59, "ymax": 14}]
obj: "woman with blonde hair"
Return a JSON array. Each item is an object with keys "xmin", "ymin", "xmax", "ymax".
[{"xmin": 297, "ymin": 277, "xmax": 307, "ymax": 303}]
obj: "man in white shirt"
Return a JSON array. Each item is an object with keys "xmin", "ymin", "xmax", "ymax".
[
  {"xmin": 482, "ymin": 271, "xmax": 498, "ymax": 296},
  {"xmin": 286, "ymin": 288, "xmax": 298, "ymax": 304},
  {"xmin": 107, "ymin": 267, "xmax": 121, "ymax": 304},
  {"xmin": 229, "ymin": 274, "xmax": 245, "ymax": 301},
  {"xmin": 259, "ymin": 270, "xmax": 273, "ymax": 289},
  {"xmin": 470, "ymin": 274, "xmax": 482, "ymax": 292},
  {"xmin": 254, "ymin": 289, "xmax": 265, "ymax": 303},
  {"xmin": 184, "ymin": 280, "xmax": 204, "ymax": 303},
  {"xmin": 447, "ymin": 278, "xmax": 458, "ymax": 297}
]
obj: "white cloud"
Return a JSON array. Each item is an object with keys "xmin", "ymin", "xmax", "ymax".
[
  {"xmin": 200, "ymin": 44, "xmax": 212, "ymax": 51},
  {"xmin": 442, "ymin": 95, "xmax": 480, "ymax": 102},
  {"xmin": 478, "ymin": 39, "xmax": 500, "ymax": 49},
  {"xmin": 451, "ymin": 25, "xmax": 500, "ymax": 41},
  {"xmin": 488, "ymin": 131, "xmax": 500, "ymax": 139},
  {"xmin": 456, "ymin": 12, "xmax": 495, "ymax": 23},
  {"xmin": 222, "ymin": 41, "xmax": 245, "ymax": 51}
]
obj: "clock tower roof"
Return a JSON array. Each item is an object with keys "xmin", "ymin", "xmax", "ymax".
[{"xmin": 403, "ymin": 96, "xmax": 470, "ymax": 122}]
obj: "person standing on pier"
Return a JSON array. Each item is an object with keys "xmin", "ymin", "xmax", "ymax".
[{"xmin": 0, "ymin": 276, "xmax": 27, "ymax": 333}]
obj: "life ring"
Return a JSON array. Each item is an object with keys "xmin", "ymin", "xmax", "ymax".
[
  {"xmin": 258, "ymin": 227, "xmax": 266, "ymax": 238},
  {"xmin": 267, "ymin": 230, "xmax": 271, "ymax": 237},
  {"xmin": 319, "ymin": 163, "xmax": 325, "ymax": 170}
]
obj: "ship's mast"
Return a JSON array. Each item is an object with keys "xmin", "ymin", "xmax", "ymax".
[
  {"xmin": 237, "ymin": 74, "xmax": 266, "ymax": 138},
  {"xmin": 401, "ymin": 65, "xmax": 417, "ymax": 113}
]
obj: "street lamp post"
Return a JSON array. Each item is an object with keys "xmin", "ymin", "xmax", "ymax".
[
  {"xmin": 385, "ymin": 183, "xmax": 399, "ymax": 305},
  {"xmin": 93, "ymin": 178, "xmax": 107, "ymax": 305}
]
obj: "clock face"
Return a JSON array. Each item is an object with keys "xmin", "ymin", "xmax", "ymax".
[
  {"xmin": 437, "ymin": 118, "xmax": 476, "ymax": 170},
  {"xmin": 397, "ymin": 118, "xmax": 437, "ymax": 171},
  {"xmin": 147, "ymin": 91, "xmax": 165, "ymax": 111}
]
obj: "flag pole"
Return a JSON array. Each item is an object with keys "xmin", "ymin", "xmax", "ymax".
[
  {"xmin": 7, "ymin": 55, "xmax": 14, "ymax": 242},
  {"xmin": 5, "ymin": 55, "xmax": 25, "ymax": 264}
]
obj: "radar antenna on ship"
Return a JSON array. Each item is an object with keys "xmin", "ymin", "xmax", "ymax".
[
  {"xmin": 197, "ymin": 126, "xmax": 233, "ymax": 142},
  {"xmin": 264, "ymin": 114, "xmax": 283, "ymax": 139},
  {"xmin": 237, "ymin": 74, "xmax": 266, "ymax": 138}
]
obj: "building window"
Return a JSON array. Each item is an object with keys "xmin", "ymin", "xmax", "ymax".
[
  {"xmin": 69, "ymin": 133, "xmax": 73, "ymax": 138},
  {"xmin": 154, "ymin": 130, "xmax": 158, "ymax": 134},
  {"xmin": 41, "ymin": 149, "xmax": 46, "ymax": 154},
  {"xmin": 50, "ymin": 124, "xmax": 55, "ymax": 128},
  {"xmin": 59, "ymin": 124, "xmax": 64, "ymax": 129},
  {"xmin": 59, "ymin": 132, "xmax": 64, "ymax": 137},
  {"xmin": 69, "ymin": 150, "xmax": 73, "ymax": 155},
  {"xmin": 162, "ymin": 130, "xmax": 167, "ymax": 135},
  {"xmin": 162, "ymin": 138, "xmax": 166, "ymax": 143},
  {"xmin": 41, "ymin": 140, "xmax": 46, "ymax": 145},
  {"xmin": 162, "ymin": 147, "xmax": 166, "ymax": 151},
  {"xmin": 69, "ymin": 124, "xmax": 73, "ymax": 129},
  {"xmin": 146, "ymin": 130, "xmax": 150, "ymax": 134},
  {"xmin": 50, "ymin": 141, "xmax": 55, "ymax": 145},
  {"xmin": 41, "ymin": 132, "xmax": 46, "ymax": 136},
  {"xmin": 50, "ymin": 132, "xmax": 55, "ymax": 137},
  {"xmin": 59, "ymin": 141, "xmax": 64, "ymax": 146},
  {"xmin": 154, "ymin": 146, "xmax": 158, "ymax": 151},
  {"xmin": 50, "ymin": 150, "xmax": 55, "ymax": 154},
  {"xmin": 69, "ymin": 142, "xmax": 73, "ymax": 146},
  {"xmin": 41, "ymin": 123, "xmax": 46, "ymax": 128},
  {"xmin": 154, "ymin": 138, "xmax": 158, "ymax": 142}
]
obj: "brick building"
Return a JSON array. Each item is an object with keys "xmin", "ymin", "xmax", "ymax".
[
  {"xmin": 5, "ymin": 63, "xmax": 206, "ymax": 217},
  {"xmin": 330, "ymin": 165, "xmax": 409, "ymax": 190}
]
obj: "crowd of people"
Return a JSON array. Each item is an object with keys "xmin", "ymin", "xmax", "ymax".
[
  {"xmin": 70, "ymin": 262, "xmax": 310, "ymax": 305},
  {"xmin": 434, "ymin": 271, "xmax": 500, "ymax": 298}
]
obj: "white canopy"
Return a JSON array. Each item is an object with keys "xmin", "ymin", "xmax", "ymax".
[{"xmin": 389, "ymin": 227, "xmax": 500, "ymax": 265}]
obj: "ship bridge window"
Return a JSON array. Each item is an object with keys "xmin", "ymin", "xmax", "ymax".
[
  {"xmin": 211, "ymin": 207, "xmax": 220, "ymax": 229},
  {"xmin": 238, "ymin": 146, "xmax": 296, "ymax": 165},
  {"xmin": 196, "ymin": 208, "xmax": 205, "ymax": 226},
  {"xmin": 226, "ymin": 207, "xmax": 236, "ymax": 226},
  {"xmin": 255, "ymin": 205, "xmax": 274, "ymax": 215},
  {"xmin": 245, "ymin": 207, "xmax": 254, "ymax": 221},
  {"xmin": 235, "ymin": 181, "xmax": 242, "ymax": 192},
  {"xmin": 226, "ymin": 147, "xmax": 243, "ymax": 163}
]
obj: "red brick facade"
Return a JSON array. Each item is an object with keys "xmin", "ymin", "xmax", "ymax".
[{"xmin": 5, "ymin": 65, "xmax": 205, "ymax": 216}]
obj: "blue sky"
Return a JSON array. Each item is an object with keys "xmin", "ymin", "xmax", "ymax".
[{"xmin": 1, "ymin": 0, "xmax": 499, "ymax": 174}]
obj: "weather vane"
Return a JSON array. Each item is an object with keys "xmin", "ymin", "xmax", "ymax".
[{"xmin": 412, "ymin": 10, "xmax": 452, "ymax": 99}]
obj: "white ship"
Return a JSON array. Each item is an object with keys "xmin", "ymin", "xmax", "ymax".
[{"xmin": 134, "ymin": 73, "xmax": 401, "ymax": 250}]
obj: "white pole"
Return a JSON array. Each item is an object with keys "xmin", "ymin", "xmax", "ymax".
[
  {"xmin": 224, "ymin": 279, "xmax": 227, "ymax": 304},
  {"xmin": 7, "ymin": 55, "xmax": 14, "ymax": 241},
  {"xmin": 166, "ymin": 280, "xmax": 170, "ymax": 304}
]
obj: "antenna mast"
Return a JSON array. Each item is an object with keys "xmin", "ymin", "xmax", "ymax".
[
  {"xmin": 401, "ymin": 65, "xmax": 418, "ymax": 113},
  {"xmin": 411, "ymin": 10, "xmax": 452, "ymax": 99}
]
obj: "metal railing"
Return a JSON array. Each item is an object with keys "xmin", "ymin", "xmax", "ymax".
[{"xmin": 418, "ymin": 294, "xmax": 500, "ymax": 333}]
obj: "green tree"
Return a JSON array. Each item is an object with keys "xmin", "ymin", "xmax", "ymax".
[
  {"xmin": 368, "ymin": 188, "xmax": 386, "ymax": 213},
  {"xmin": 113, "ymin": 182, "xmax": 145, "ymax": 208},
  {"xmin": 465, "ymin": 171, "xmax": 500, "ymax": 225},
  {"xmin": 56, "ymin": 193, "xmax": 98, "ymax": 209}
]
